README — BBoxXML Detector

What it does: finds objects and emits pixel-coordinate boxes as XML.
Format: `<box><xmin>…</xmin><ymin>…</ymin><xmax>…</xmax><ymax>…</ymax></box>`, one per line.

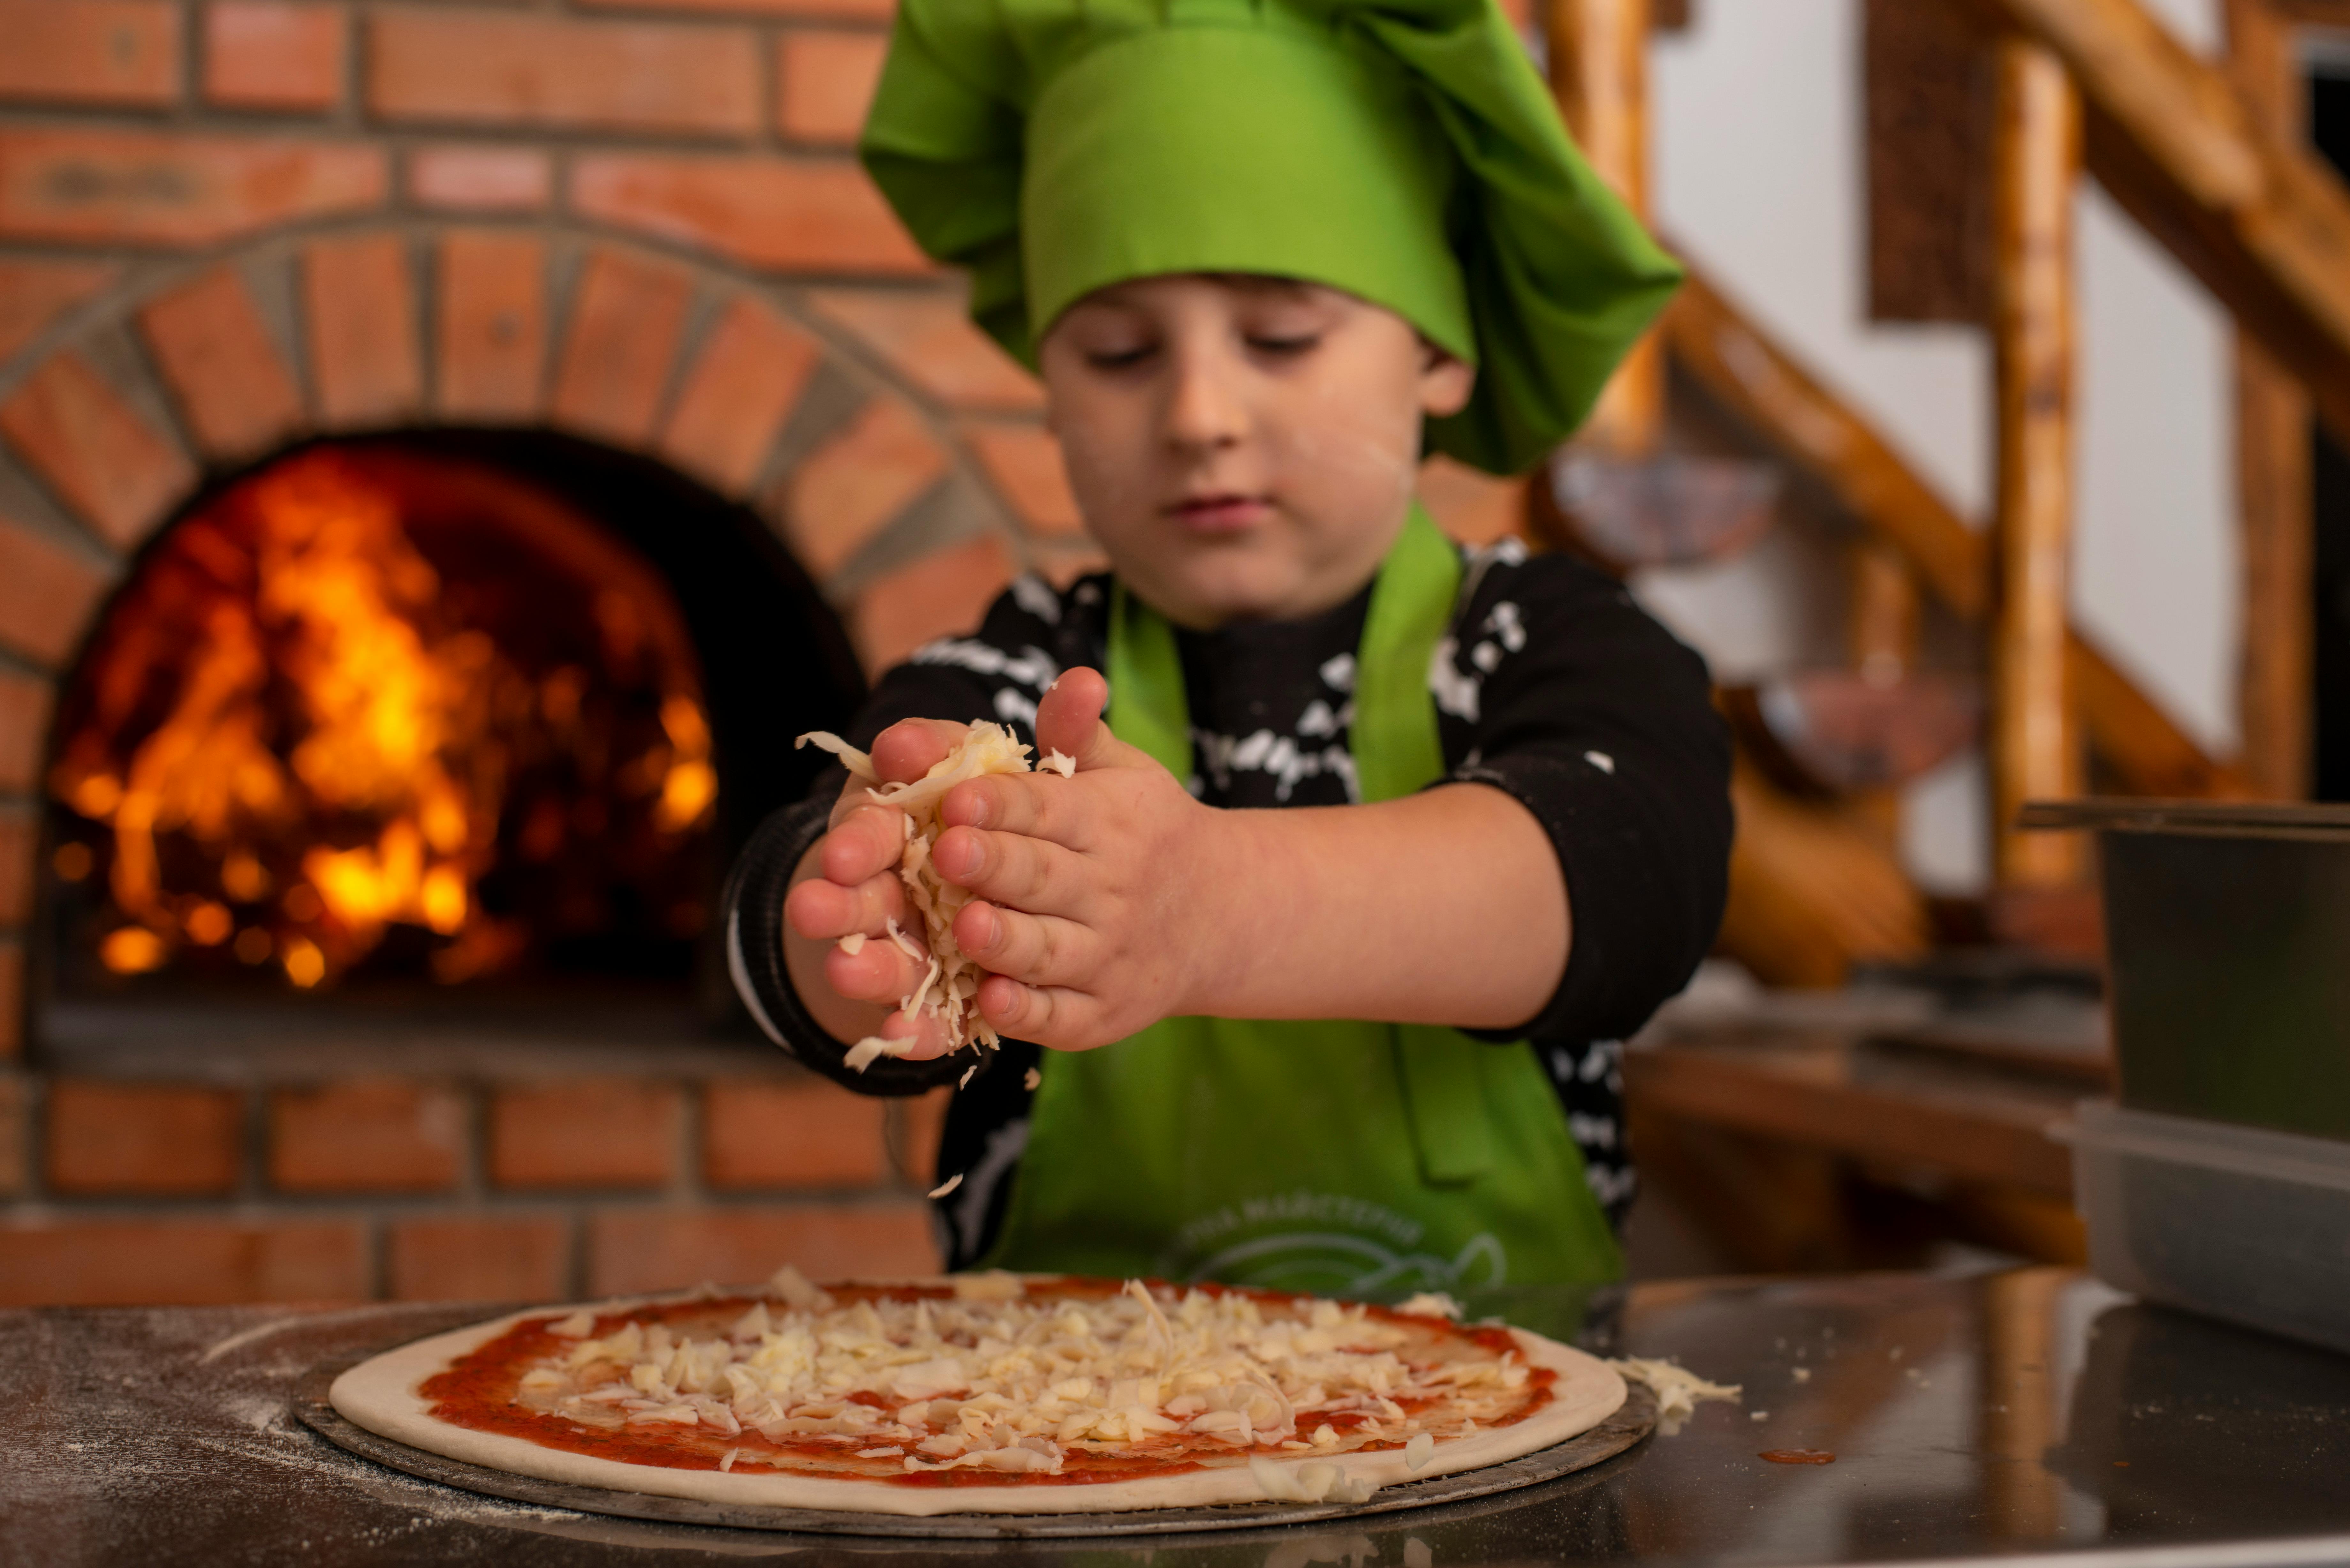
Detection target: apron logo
<box><xmin>1159</xmin><ymin>1189</ymin><xmax>1506</xmax><ymax>1296</ymax></box>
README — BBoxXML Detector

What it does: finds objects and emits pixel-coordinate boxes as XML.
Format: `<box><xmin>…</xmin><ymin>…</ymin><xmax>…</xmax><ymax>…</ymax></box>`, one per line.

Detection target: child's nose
<box><xmin>1160</xmin><ymin>351</ymin><xmax>1248</xmax><ymax>454</ymax></box>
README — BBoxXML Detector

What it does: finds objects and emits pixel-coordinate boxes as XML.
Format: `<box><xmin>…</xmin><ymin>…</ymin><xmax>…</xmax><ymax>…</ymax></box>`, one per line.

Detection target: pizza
<box><xmin>329</xmin><ymin>1268</ymin><xmax>1627</xmax><ymax>1517</ymax></box>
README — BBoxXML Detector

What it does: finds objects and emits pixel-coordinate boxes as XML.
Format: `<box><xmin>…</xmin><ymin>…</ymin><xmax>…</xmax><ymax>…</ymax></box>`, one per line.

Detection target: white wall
<box><xmin>1640</xmin><ymin>0</ymin><xmax>2237</xmax><ymax>893</ymax></box>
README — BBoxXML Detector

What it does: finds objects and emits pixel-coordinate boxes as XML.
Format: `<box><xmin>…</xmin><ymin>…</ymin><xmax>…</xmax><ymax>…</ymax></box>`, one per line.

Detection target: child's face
<box><xmin>1037</xmin><ymin>275</ymin><xmax>1474</xmax><ymax>628</ymax></box>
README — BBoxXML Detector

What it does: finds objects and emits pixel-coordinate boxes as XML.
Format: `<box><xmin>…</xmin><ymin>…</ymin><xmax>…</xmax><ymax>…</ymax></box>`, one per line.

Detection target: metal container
<box><xmin>2022</xmin><ymin>799</ymin><xmax>2350</xmax><ymax>1142</ymax></box>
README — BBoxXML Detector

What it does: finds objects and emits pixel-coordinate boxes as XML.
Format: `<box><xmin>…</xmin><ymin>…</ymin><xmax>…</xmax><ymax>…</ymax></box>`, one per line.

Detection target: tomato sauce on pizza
<box><xmin>416</xmin><ymin>1275</ymin><xmax>1556</xmax><ymax>1487</ymax></box>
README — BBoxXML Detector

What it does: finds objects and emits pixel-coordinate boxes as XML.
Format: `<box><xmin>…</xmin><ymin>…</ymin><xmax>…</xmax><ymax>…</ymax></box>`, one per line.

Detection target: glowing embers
<box><xmin>48</xmin><ymin>445</ymin><xmax>717</xmax><ymax>991</ymax></box>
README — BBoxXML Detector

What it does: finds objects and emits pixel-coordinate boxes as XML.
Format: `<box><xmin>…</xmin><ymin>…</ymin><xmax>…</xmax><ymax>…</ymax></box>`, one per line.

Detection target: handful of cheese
<box><xmin>798</xmin><ymin>722</ymin><xmax>1073</xmax><ymax>1069</ymax></box>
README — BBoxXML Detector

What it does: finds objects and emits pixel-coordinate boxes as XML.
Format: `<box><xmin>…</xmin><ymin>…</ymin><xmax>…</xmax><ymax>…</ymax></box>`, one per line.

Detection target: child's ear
<box><xmin>1418</xmin><ymin>343</ymin><xmax>1476</xmax><ymax>419</ymax></box>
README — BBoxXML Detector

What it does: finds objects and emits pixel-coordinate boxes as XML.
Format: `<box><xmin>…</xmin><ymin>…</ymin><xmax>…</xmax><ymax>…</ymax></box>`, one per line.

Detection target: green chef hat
<box><xmin>859</xmin><ymin>0</ymin><xmax>1684</xmax><ymax>476</ymax></box>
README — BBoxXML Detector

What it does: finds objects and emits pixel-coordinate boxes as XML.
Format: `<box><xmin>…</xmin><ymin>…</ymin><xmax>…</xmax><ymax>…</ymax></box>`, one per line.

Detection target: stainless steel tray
<box><xmin>293</xmin><ymin>1352</ymin><xmax>1656</xmax><ymax>1539</ymax></box>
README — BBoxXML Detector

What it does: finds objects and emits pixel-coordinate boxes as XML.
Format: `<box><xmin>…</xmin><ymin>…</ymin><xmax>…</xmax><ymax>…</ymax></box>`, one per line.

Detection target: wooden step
<box><xmin>1717</xmin><ymin>758</ymin><xmax>1931</xmax><ymax>987</ymax></box>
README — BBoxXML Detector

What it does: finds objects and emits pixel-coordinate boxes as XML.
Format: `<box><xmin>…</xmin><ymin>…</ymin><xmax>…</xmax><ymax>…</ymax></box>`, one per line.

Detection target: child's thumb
<box><xmin>1035</xmin><ymin>667</ymin><xmax>1154</xmax><ymax>773</ymax></box>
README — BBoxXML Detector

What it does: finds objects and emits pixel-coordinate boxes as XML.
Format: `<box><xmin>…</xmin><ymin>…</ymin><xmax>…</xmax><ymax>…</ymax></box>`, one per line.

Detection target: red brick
<box><xmin>850</xmin><ymin>531</ymin><xmax>1015</xmax><ymax>677</ymax></box>
<box><xmin>703</xmin><ymin>1080</ymin><xmax>886</xmax><ymax>1190</ymax></box>
<box><xmin>302</xmin><ymin>233</ymin><xmax>421</xmax><ymax>429</ymax></box>
<box><xmin>588</xmin><ymin>1203</ymin><xmax>936</xmax><ymax>1296</ymax></box>
<box><xmin>435</xmin><ymin>231</ymin><xmax>546</xmax><ymax>421</ymax></box>
<box><xmin>966</xmin><ymin>424</ymin><xmax>1083</xmax><ymax>537</ymax></box>
<box><xmin>137</xmin><ymin>267</ymin><xmax>306</xmax><ymax>463</ymax></box>
<box><xmin>888</xmin><ymin>1085</ymin><xmax>950</xmax><ymax>1187</ymax></box>
<box><xmin>657</xmin><ymin>296</ymin><xmax>821</xmax><ymax>496</ymax></box>
<box><xmin>269</xmin><ymin>1080</ymin><xmax>463</xmax><ymax>1193</ymax></box>
<box><xmin>777</xmin><ymin>31</ymin><xmax>888</xmax><ymax>145</ymax></box>
<box><xmin>0</xmin><ymin>667</ymin><xmax>52</xmax><ymax>795</ymax></box>
<box><xmin>550</xmin><ymin>248</ymin><xmax>696</xmax><ymax>448</ymax></box>
<box><xmin>489</xmin><ymin>1079</ymin><xmax>677</xmax><ymax>1190</ymax></box>
<box><xmin>0</xmin><ymin>1072</ymin><xmax>23</xmax><ymax>1188</ymax></box>
<box><xmin>811</xmin><ymin>290</ymin><xmax>1040</xmax><ymax>412</ymax></box>
<box><xmin>0</xmin><ymin>1217</ymin><xmax>368</xmax><ymax>1305</ymax></box>
<box><xmin>0</xmin><ymin>510</ymin><xmax>113</xmax><ymax>668</ymax></box>
<box><xmin>46</xmin><ymin>1081</ymin><xmax>245</xmax><ymax>1196</ymax></box>
<box><xmin>578</xmin><ymin>0</ymin><xmax>892</xmax><ymax>16</ymax></box>
<box><xmin>0</xmin><ymin>127</ymin><xmax>384</xmax><ymax>246</ymax></box>
<box><xmin>572</xmin><ymin>154</ymin><xmax>926</xmax><ymax>275</ymax></box>
<box><xmin>0</xmin><ymin>260</ymin><xmax>121</xmax><ymax>366</ymax></box>
<box><xmin>202</xmin><ymin>1</ymin><xmax>344</xmax><ymax>112</ymax></box>
<box><xmin>368</xmin><ymin>9</ymin><xmax>758</xmax><ymax>137</ymax></box>
<box><xmin>1420</xmin><ymin>455</ymin><xmax>1527</xmax><ymax>548</ymax></box>
<box><xmin>779</xmin><ymin>395</ymin><xmax>949</xmax><ymax>580</ymax></box>
<box><xmin>389</xmin><ymin>1215</ymin><xmax>570</xmax><ymax>1301</ymax></box>
<box><xmin>0</xmin><ymin>943</ymin><xmax>21</xmax><ymax>1061</ymax></box>
<box><xmin>0</xmin><ymin>0</ymin><xmax>180</xmax><ymax>108</ymax></box>
<box><xmin>406</xmin><ymin>145</ymin><xmax>550</xmax><ymax>213</ymax></box>
<box><xmin>0</xmin><ymin>351</ymin><xmax>194</xmax><ymax>549</ymax></box>
<box><xmin>0</xmin><ymin>807</ymin><xmax>27</xmax><ymax>926</ymax></box>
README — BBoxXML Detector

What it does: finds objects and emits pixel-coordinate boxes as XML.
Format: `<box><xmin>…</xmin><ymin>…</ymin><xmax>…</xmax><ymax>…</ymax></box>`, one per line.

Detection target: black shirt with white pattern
<box><xmin>723</xmin><ymin>540</ymin><xmax>1732</xmax><ymax>1267</ymax></box>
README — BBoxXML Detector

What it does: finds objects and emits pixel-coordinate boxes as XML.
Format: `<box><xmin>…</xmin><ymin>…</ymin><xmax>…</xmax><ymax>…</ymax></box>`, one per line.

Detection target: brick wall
<box><xmin>0</xmin><ymin>0</ymin><xmax>1528</xmax><ymax>1304</ymax></box>
<box><xmin>0</xmin><ymin>1064</ymin><xmax>951</xmax><ymax>1305</ymax></box>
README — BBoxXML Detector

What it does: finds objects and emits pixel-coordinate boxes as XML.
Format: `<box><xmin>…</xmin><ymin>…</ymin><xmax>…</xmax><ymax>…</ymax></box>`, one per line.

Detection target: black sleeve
<box><xmin>720</xmin><ymin>577</ymin><xmax>1088</xmax><ymax>1095</ymax></box>
<box><xmin>1437</xmin><ymin>548</ymin><xmax>1733</xmax><ymax>1045</ymax></box>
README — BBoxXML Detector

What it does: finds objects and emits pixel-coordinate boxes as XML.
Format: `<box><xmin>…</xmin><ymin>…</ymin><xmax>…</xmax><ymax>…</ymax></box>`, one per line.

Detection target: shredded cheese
<box><xmin>514</xmin><ymin>1276</ymin><xmax>1536</xmax><ymax>1486</ymax></box>
<box><xmin>1606</xmin><ymin>1356</ymin><xmax>1742</xmax><ymax>1435</ymax></box>
<box><xmin>798</xmin><ymin>723</ymin><xmax>1068</xmax><ymax>1064</ymax></box>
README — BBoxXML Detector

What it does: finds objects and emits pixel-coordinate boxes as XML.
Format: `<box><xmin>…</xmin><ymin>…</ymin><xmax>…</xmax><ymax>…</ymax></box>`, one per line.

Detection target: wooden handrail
<box><xmin>1550</xmin><ymin>0</ymin><xmax>1667</xmax><ymax>456</ymax></box>
<box><xmin>1664</xmin><ymin>266</ymin><xmax>2258</xmax><ymax>801</ymax></box>
<box><xmin>1989</xmin><ymin>39</ymin><xmax>2088</xmax><ymax>884</ymax></box>
<box><xmin>2226</xmin><ymin>0</ymin><xmax>2316</xmax><ymax>800</ymax></box>
<box><xmin>1968</xmin><ymin>0</ymin><xmax>2350</xmax><ymax>454</ymax></box>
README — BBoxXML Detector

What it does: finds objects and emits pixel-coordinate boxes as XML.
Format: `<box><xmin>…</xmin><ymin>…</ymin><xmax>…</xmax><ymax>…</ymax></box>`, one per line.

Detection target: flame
<box><xmin>50</xmin><ymin>448</ymin><xmax>716</xmax><ymax>987</ymax></box>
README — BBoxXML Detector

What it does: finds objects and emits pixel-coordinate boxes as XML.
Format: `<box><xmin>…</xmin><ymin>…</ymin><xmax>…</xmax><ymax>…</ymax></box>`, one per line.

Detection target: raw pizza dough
<box><xmin>330</xmin><ymin>1274</ymin><xmax>1626</xmax><ymax>1517</ymax></box>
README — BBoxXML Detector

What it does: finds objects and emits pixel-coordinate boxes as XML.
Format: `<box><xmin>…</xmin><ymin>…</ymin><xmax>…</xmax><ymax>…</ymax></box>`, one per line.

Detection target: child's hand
<box><xmin>932</xmin><ymin>667</ymin><xmax>1226</xmax><ymax>1051</ymax></box>
<box><xmin>782</xmin><ymin>718</ymin><xmax>968</xmax><ymax>1056</ymax></box>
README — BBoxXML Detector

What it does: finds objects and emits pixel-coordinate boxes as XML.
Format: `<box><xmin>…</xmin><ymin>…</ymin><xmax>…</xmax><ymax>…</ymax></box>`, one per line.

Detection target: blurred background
<box><xmin>0</xmin><ymin>0</ymin><xmax>2343</xmax><ymax>1305</ymax></box>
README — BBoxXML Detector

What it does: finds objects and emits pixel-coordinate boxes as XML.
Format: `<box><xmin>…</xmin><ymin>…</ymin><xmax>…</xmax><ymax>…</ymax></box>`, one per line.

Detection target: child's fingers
<box><xmin>784</xmin><ymin>867</ymin><xmax>905</xmax><ymax>943</ymax></box>
<box><xmin>1033</xmin><ymin>668</ymin><xmax>1161</xmax><ymax>775</ymax></box>
<box><xmin>975</xmin><ymin>974</ymin><xmax>1103</xmax><ymax>1051</ymax></box>
<box><xmin>870</xmin><ymin>1006</ymin><xmax>959</xmax><ymax>1062</ymax></box>
<box><xmin>819</xmin><ymin>804</ymin><xmax>908</xmax><ymax>882</ymax></box>
<box><xmin>951</xmin><ymin>900</ymin><xmax>1096</xmax><ymax>989</ymax></box>
<box><xmin>870</xmin><ymin>718</ymin><xmax>970</xmax><ymax>784</ymax></box>
<box><xmin>1033</xmin><ymin>668</ymin><xmax>1107</xmax><ymax>764</ymax></box>
<box><xmin>940</xmin><ymin>771</ymin><xmax>1084</xmax><ymax>845</ymax></box>
<box><xmin>823</xmin><ymin>929</ymin><xmax>931</xmax><ymax>1008</ymax></box>
<box><xmin>930</xmin><ymin>823</ymin><xmax>1085</xmax><ymax>912</ymax></box>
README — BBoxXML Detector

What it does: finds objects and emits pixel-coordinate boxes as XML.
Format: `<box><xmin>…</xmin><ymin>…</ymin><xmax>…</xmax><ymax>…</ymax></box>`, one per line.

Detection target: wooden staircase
<box><xmin>1539</xmin><ymin>0</ymin><xmax>2334</xmax><ymax>986</ymax></box>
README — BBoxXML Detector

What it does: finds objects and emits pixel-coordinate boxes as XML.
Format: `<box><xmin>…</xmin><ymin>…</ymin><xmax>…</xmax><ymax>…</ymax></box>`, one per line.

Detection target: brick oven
<box><xmin>0</xmin><ymin>0</ymin><xmax>1523</xmax><ymax>1306</ymax></box>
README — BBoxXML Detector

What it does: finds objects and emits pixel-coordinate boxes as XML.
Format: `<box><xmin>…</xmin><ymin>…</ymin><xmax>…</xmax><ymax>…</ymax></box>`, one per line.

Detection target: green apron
<box><xmin>976</xmin><ymin>509</ymin><xmax>1622</xmax><ymax>1295</ymax></box>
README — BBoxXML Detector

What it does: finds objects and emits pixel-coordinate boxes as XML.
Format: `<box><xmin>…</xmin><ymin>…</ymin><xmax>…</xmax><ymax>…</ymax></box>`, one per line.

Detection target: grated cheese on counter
<box><xmin>799</xmin><ymin>723</ymin><xmax>1073</xmax><ymax>1065</ymax></box>
<box><xmin>516</xmin><ymin>1267</ymin><xmax>1538</xmax><ymax>1488</ymax></box>
<box><xmin>1606</xmin><ymin>1355</ymin><xmax>1741</xmax><ymax>1435</ymax></box>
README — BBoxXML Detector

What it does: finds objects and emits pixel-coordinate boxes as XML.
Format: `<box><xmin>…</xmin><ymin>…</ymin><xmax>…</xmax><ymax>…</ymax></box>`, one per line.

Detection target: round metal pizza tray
<box><xmin>292</xmin><ymin>1353</ymin><xmax>1656</xmax><ymax>1539</ymax></box>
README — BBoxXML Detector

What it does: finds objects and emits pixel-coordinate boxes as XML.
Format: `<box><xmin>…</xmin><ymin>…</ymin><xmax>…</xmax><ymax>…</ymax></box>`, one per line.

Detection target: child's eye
<box><xmin>1084</xmin><ymin>344</ymin><xmax>1156</xmax><ymax>370</ymax></box>
<box><xmin>1247</xmin><ymin>334</ymin><xmax>1320</xmax><ymax>357</ymax></box>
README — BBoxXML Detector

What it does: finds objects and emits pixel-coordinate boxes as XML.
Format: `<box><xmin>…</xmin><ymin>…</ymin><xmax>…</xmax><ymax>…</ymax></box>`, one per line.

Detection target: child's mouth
<box><xmin>1166</xmin><ymin>493</ymin><xmax>1272</xmax><ymax>534</ymax></box>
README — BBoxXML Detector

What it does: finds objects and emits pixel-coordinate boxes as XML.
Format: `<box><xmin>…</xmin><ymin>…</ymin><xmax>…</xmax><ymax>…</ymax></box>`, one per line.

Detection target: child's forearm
<box><xmin>1181</xmin><ymin>784</ymin><xmax>1570</xmax><ymax>1031</ymax></box>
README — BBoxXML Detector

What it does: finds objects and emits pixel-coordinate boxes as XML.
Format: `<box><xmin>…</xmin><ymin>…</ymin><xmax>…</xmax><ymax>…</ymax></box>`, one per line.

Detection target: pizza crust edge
<box><xmin>328</xmin><ymin>1281</ymin><xmax>1628</xmax><ymax>1518</ymax></box>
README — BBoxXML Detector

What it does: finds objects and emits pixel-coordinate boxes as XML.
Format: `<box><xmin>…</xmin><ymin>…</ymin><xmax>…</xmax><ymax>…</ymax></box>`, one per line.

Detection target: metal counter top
<box><xmin>7</xmin><ymin>1269</ymin><xmax>2349</xmax><ymax>1567</ymax></box>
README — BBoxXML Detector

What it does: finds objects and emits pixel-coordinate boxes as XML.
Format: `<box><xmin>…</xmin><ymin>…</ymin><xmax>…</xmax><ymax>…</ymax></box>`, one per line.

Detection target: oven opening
<box><xmin>37</xmin><ymin>432</ymin><xmax>861</xmax><ymax>1067</ymax></box>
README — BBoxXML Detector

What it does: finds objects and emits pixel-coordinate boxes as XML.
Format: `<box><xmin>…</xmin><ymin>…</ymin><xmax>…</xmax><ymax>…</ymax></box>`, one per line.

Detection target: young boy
<box><xmin>726</xmin><ymin>0</ymin><xmax>1731</xmax><ymax>1295</ymax></box>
